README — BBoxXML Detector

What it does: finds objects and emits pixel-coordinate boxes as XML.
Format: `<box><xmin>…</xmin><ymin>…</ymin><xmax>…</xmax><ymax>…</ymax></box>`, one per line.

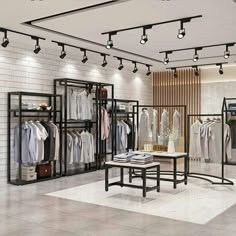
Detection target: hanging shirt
<box><xmin>160</xmin><ymin>109</ymin><xmax>169</xmax><ymax>145</ymax></box>
<box><xmin>101</xmin><ymin>107</ymin><xmax>110</xmax><ymax>140</ymax></box>
<box><xmin>70</xmin><ymin>90</ymin><xmax>77</xmax><ymax>120</ymax></box>
<box><xmin>208</xmin><ymin>121</ymin><xmax>232</xmax><ymax>163</ymax></box>
<box><xmin>139</xmin><ymin>110</ymin><xmax>150</xmax><ymax>144</ymax></box>
<box><xmin>48</xmin><ymin>122</ymin><xmax>60</xmax><ymax>161</ymax></box>
<box><xmin>77</xmin><ymin>90</ymin><xmax>93</xmax><ymax>120</ymax></box>
<box><xmin>67</xmin><ymin>133</ymin><xmax>74</xmax><ymax>164</ymax></box>
<box><xmin>189</xmin><ymin>120</ymin><xmax>202</xmax><ymax>158</ymax></box>
<box><xmin>14</xmin><ymin>122</ymin><xmax>36</xmax><ymax>164</ymax></box>
<box><xmin>120</xmin><ymin>121</ymin><xmax>131</xmax><ymax>150</ymax></box>
<box><xmin>173</xmin><ymin>110</ymin><xmax>181</xmax><ymax>144</ymax></box>
<box><xmin>34</xmin><ymin>121</ymin><xmax>48</xmax><ymax>162</ymax></box>
<box><xmin>152</xmin><ymin>109</ymin><xmax>158</xmax><ymax>142</ymax></box>
<box><xmin>80</xmin><ymin>131</ymin><xmax>94</xmax><ymax>163</ymax></box>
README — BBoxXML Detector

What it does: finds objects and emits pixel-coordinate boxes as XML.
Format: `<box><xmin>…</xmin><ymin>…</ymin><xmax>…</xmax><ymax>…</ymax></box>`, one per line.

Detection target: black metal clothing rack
<box><xmin>54</xmin><ymin>78</ymin><xmax>114</xmax><ymax>175</ymax></box>
<box><xmin>98</xmin><ymin>98</ymin><xmax>139</xmax><ymax>166</ymax></box>
<box><xmin>7</xmin><ymin>91</ymin><xmax>62</xmax><ymax>185</ymax></box>
<box><xmin>133</xmin><ymin>104</ymin><xmax>187</xmax><ymax>151</ymax></box>
<box><xmin>187</xmin><ymin>113</ymin><xmax>233</xmax><ymax>185</ymax></box>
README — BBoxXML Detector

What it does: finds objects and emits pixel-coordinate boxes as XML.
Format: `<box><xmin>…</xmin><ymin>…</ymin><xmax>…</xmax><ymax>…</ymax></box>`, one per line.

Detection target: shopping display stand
<box><xmin>7</xmin><ymin>92</ymin><xmax>62</xmax><ymax>185</ymax></box>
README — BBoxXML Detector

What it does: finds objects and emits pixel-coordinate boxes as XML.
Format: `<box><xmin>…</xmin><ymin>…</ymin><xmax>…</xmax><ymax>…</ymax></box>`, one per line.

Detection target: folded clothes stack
<box><xmin>113</xmin><ymin>153</ymin><xmax>136</xmax><ymax>163</ymax></box>
<box><xmin>130</xmin><ymin>154</ymin><xmax>153</xmax><ymax>164</ymax></box>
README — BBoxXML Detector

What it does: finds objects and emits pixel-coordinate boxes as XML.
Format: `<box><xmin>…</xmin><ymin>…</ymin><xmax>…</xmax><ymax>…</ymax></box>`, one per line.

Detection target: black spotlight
<box><xmin>133</xmin><ymin>62</ymin><xmax>138</xmax><ymax>73</ymax></box>
<box><xmin>193</xmin><ymin>48</ymin><xmax>199</xmax><ymax>62</ymax></box>
<box><xmin>1</xmin><ymin>31</ymin><xmax>9</xmax><ymax>48</ymax></box>
<box><xmin>193</xmin><ymin>66</ymin><xmax>199</xmax><ymax>76</ymax></box>
<box><xmin>140</xmin><ymin>27</ymin><xmax>148</xmax><ymax>45</ymax></box>
<box><xmin>59</xmin><ymin>45</ymin><xmax>66</xmax><ymax>59</ymax></box>
<box><xmin>33</xmin><ymin>38</ymin><xmax>41</xmax><ymax>54</ymax></box>
<box><xmin>146</xmin><ymin>65</ymin><xmax>151</xmax><ymax>76</ymax></box>
<box><xmin>172</xmin><ymin>68</ymin><xmax>178</xmax><ymax>78</ymax></box>
<box><xmin>219</xmin><ymin>64</ymin><xmax>224</xmax><ymax>75</ymax></box>
<box><xmin>106</xmin><ymin>33</ymin><xmax>113</xmax><ymax>49</ymax></box>
<box><xmin>224</xmin><ymin>45</ymin><xmax>230</xmax><ymax>59</ymax></box>
<box><xmin>163</xmin><ymin>52</ymin><xmax>170</xmax><ymax>65</ymax></box>
<box><xmin>118</xmin><ymin>58</ymin><xmax>124</xmax><ymax>70</ymax></box>
<box><xmin>177</xmin><ymin>20</ymin><xmax>186</xmax><ymax>39</ymax></box>
<box><xmin>81</xmin><ymin>50</ymin><xmax>88</xmax><ymax>63</ymax></box>
<box><xmin>101</xmin><ymin>54</ymin><xmax>108</xmax><ymax>67</ymax></box>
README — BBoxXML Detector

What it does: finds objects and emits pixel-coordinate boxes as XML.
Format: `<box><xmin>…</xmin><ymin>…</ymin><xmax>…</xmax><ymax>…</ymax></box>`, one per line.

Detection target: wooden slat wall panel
<box><xmin>153</xmin><ymin>68</ymin><xmax>201</xmax><ymax>135</ymax></box>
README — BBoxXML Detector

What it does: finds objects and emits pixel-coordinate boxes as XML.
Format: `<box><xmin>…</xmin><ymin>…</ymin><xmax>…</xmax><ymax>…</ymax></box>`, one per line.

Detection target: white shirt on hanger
<box><xmin>152</xmin><ymin>109</ymin><xmax>158</xmax><ymax>142</ymax></box>
<box><xmin>189</xmin><ymin>120</ymin><xmax>202</xmax><ymax>158</ymax></box>
<box><xmin>139</xmin><ymin>109</ymin><xmax>150</xmax><ymax>144</ymax></box>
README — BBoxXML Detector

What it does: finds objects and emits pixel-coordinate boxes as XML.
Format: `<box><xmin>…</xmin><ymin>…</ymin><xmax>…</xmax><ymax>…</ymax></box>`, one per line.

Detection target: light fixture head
<box><xmin>82</xmin><ymin>55</ymin><xmax>88</xmax><ymax>63</ymax></box>
<box><xmin>217</xmin><ymin>64</ymin><xmax>224</xmax><ymax>75</ymax></box>
<box><xmin>118</xmin><ymin>63</ymin><xmax>124</xmax><ymax>70</ymax></box>
<box><xmin>224</xmin><ymin>50</ymin><xmax>230</xmax><ymax>59</ymax></box>
<box><xmin>60</xmin><ymin>50</ymin><xmax>66</xmax><ymax>59</ymax></box>
<box><xmin>163</xmin><ymin>57</ymin><xmax>169</xmax><ymax>65</ymax></box>
<box><xmin>133</xmin><ymin>62</ymin><xmax>138</xmax><ymax>73</ymax></box>
<box><xmin>193</xmin><ymin>67</ymin><xmax>199</xmax><ymax>76</ymax></box>
<box><xmin>171</xmin><ymin>68</ymin><xmax>178</xmax><ymax>78</ymax></box>
<box><xmin>106</xmin><ymin>40</ymin><xmax>113</xmax><ymax>49</ymax></box>
<box><xmin>33</xmin><ymin>45</ymin><xmax>41</xmax><ymax>54</ymax></box>
<box><xmin>140</xmin><ymin>34</ymin><xmax>148</xmax><ymax>45</ymax></box>
<box><xmin>101</xmin><ymin>54</ymin><xmax>108</xmax><ymax>67</ymax></box>
<box><xmin>193</xmin><ymin>54</ymin><xmax>199</xmax><ymax>62</ymax></box>
<box><xmin>177</xmin><ymin>28</ymin><xmax>186</xmax><ymax>39</ymax></box>
<box><xmin>1</xmin><ymin>37</ymin><xmax>9</xmax><ymax>48</ymax></box>
<box><xmin>146</xmin><ymin>65</ymin><xmax>151</xmax><ymax>76</ymax></box>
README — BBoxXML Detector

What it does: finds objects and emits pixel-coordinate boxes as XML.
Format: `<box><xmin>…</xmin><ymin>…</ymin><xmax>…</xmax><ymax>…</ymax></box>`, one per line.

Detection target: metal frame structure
<box><xmin>54</xmin><ymin>78</ymin><xmax>114</xmax><ymax>175</ymax></box>
<box><xmin>187</xmin><ymin>113</ymin><xmax>234</xmax><ymax>185</ymax></box>
<box><xmin>7</xmin><ymin>91</ymin><xmax>62</xmax><ymax>185</ymax></box>
<box><xmin>99</xmin><ymin>98</ymin><xmax>139</xmax><ymax>167</ymax></box>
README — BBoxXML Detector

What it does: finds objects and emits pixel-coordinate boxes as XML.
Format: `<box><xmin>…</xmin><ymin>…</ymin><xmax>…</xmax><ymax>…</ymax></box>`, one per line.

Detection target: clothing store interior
<box><xmin>1</xmin><ymin>0</ymin><xmax>236</xmax><ymax>235</ymax></box>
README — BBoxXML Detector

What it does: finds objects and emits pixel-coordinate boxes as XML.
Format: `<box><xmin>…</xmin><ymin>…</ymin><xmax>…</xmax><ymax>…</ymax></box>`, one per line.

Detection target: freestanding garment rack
<box><xmin>54</xmin><ymin>78</ymin><xmax>114</xmax><ymax>175</ymax></box>
<box><xmin>187</xmin><ymin>112</ymin><xmax>233</xmax><ymax>185</ymax></box>
<box><xmin>7</xmin><ymin>91</ymin><xmax>62</xmax><ymax>185</ymax></box>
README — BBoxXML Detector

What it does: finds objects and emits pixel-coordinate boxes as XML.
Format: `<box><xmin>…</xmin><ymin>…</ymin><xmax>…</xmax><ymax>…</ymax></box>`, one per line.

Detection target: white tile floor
<box><xmin>47</xmin><ymin>176</ymin><xmax>236</xmax><ymax>224</ymax></box>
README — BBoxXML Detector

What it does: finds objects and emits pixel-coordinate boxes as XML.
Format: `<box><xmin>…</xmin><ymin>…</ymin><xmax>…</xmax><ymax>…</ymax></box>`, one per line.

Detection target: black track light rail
<box><xmin>51</xmin><ymin>40</ymin><xmax>110</xmax><ymax>56</ymax></box>
<box><xmin>166</xmin><ymin>62</ymin><xmax>228</xmax><ymax>70</ymax></box>
<box><xmin>160</xmin><ymin>42</ymin><xmax>236</xmax><ymax>54</ymax></box>
<box><xmin>0</xmin><ymin>27</ymin><xmax>45</xmax><ymax>41</ymax></box>
<box><xmin>113</xmin><ymin>56</ymin><xmax>152</xmax><ymax>67</ymax></box>
<box><xmin>102</xmin><ymin>15</ymin><xmax>202</xmax><ymax>35</ymax></box>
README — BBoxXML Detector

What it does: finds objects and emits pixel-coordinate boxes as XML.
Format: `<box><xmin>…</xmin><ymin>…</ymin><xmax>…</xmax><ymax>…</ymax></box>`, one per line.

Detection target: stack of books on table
<box><xmin>113</xmin><ymin>153</ymin><xmax>135</xmax><ymax>163</ymax></box>
<box><xmin>130</xmin><ymin>154</ymin><xmax>153</xmax><ymax>165</ymax></box>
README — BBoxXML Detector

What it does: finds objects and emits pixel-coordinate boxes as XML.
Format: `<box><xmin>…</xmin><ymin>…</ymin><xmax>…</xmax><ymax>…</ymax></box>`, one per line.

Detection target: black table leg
<box><xmin>129</xmin><ymin>168</ymin><xmax>132</xmax><ymax>183</ymax></box>
<box><xmin>184</xmin><ymin>156</ymin><xmax>188</xmax><ymax>185</ymax></box>
<box><xmin>105</xmin><ymin>166</ymin><xmax>109</xmax><ymax>191</ymax></box>
<box><xmin>142</xmin><ymin>169</ymin><xmax>146</xmax><ymax>197</ymax></box>
<box><xmin>120</xmin><ymin>167</ymin><xmax>124</xmax><ymax>187</ymax></box>
<box><xmin>157</xmin><ymin>165</ymin><xmax>160</xmax><ymax>192</ymax></box>
<box><xmin>173</xmin><ymin>158</ymin><xmax>177</xmax><ymax>189</ymax></box>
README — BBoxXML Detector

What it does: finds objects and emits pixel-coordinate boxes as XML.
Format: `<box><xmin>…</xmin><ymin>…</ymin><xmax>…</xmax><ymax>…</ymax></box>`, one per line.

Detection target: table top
<box><xmin>105</xmin><ymin>161</ymin><xmax>160</xmax><ymax>169</ymax></box>
<box><xmin>132</xmin><ymin>151</ymin><xmax>187</xmax><ymax>158</ymax></box>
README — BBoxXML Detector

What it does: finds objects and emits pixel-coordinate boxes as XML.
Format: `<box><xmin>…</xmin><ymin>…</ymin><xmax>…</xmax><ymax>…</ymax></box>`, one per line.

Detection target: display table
<box><xmin>105</xmin><ymin>161</ymin><xmax>160</xmax><ymax>197</ymax></box>
<box><xmin>132</xmin><ymin>151</ymin><xmax>188</xmax><ymax>189</ymax></box>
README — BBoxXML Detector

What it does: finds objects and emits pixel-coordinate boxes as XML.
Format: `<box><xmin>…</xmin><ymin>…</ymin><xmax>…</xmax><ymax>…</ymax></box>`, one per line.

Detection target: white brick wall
<box><xmin>0</xmin><ymin>41</ymin><xmax>152</xmax><ymax>181</ymax></box>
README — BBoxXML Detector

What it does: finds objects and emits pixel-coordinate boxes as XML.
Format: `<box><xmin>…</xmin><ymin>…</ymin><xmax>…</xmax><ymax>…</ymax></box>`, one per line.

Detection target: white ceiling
<box><xmin>0</xmin><ymin>0</ymin><xmax>236</xmax><ymax>70</ymax></box>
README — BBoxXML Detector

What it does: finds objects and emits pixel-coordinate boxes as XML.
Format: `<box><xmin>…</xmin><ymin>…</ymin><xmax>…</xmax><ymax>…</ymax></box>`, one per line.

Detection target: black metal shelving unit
<box><xmin>7</xmin><ymin>91</ymin><xmax>62</xmax><ymax>185</ymax></box>
<box><xmin>54</xmin><ymin>78</ymin><xmax>114</xmax><ymax>175</ymax></box>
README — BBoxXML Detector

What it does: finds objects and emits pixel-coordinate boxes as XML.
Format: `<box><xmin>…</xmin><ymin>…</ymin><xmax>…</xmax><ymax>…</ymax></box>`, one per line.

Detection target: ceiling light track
<box><xmin>114</xmin><ymin>56</ymin><xmax>152</xmax><ymax>75</ymax></box>
<box><xmin>160</xmin><ymin>42</ymin><xmax>236</xmax><ymax>63</ymax></box>
<box><xmin>102</xmin><ymin>15</ymin><xmax>202</xmax><ymax>48</ymax></box>
<box><xmin>0</xmin><ymin>27</ymin><xmax>45</xmax><ymax>51</ymax></box>
<box><xmin>167</xmin><ymin>62</ymin><xmax>228</xmax><ymax>77</ymax></box>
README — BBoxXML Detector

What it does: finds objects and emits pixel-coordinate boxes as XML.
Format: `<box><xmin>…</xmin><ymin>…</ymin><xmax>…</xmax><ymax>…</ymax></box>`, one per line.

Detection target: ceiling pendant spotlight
<box><xmin>177</xmin><ymin>20</ymin><xmax>186</xmax><ymax>39</ymax></box>
<box><xmin>172</xmin><ymin>68</ymin><xmax>178</xmax><ymax>78</ymax></box>
<box><xmin>224</xmin><ymin>44</ymin><xmax>231</xmax><ymax>59</ymax></box>
<box><xmin>133</xmin><ymin>62</ymin><xmax>138</xmax><ymax>73</ymax></box>
<box><xmin>193</xmin><ymin>47</ymin><xmax>202</xmax><ymax>62</ymax></box>
<box><xmin>217</xmin><ymin>63</ymin><xmax>224</xmax><ymax>75</ymax></box>
<box><xmin>1</xmin><ymin>30</ymin><xmax>9</xmax><ymax>48</ymax></box>
<box><xmin>118</xmin><ymin>58</ymin><xmax>124</xmax><ymax>70</ymax></box>
<box><xmin>140</xmin><ymin>26</ymin><xmax>150</xmax><ymax>45</ymax></box>
<box><xmin>146</xmin><ymin>65</ymin><xmax>151</xmax><ymax>76</ymax></box>
<box><xmin>163</xmin><ymin>51</ymin><xmax>172</xmax><ymax>65</ymax></box>
<box><xmin>59</xmin><ymin>44</ymin><xmax>66</xmax><ymax>59</ymax></box>
<box><xmin>101</xmin><ymin>54</ymin><xmax>108</xmax><ymax>67</ymax></box>
<box><xmin>81</xmin><ymin>49</ymin><xmax>88</xmax><ymax>63</ymax></box>
<box><xmin>32</xmin><ymin>37</ymin><xmax>41</xmax><ymax>54</ymax></box>
<box><xmin>193</xmin><ymin>66</ymin><xmax>199</xmax><ymax>76</ymax></box>
<box><xmin>106</xmin><ymin>32</ymin><xmax>116</xmax><ymax>49</ymax></box>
